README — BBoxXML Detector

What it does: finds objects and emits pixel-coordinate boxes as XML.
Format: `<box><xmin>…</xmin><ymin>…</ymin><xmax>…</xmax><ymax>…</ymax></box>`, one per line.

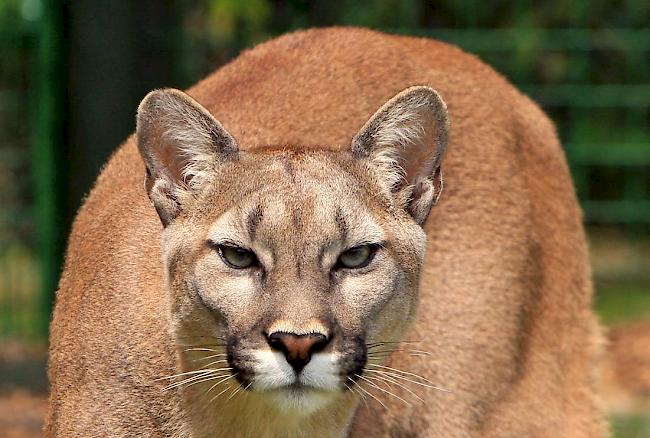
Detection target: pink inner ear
<box><xmin>137</xmin><ymin>88</ymin><xmax>240</xmax><ymax>190</ymax></box>
<box><xmin>156</xmin><ymin>138</ymin><xmax>187</xmax><ymax>183</ymax></box>
<box><xmin>140</xmin><ymin>117</ymin><xmax>188</xmax><ymax>185</ymax></box>
<box><xmin>351</xmin><ymin>86</ymin><xmax>449</xmax><ymax>192</ymax></box>
<box><xmin>394</xmin><ymin>106</ymin><xmax>445</xmax><ymax>187</ymax></box>
<box><xmin>401</xmin><ymin>129</ymin><xmax>437</xmax><ymax>183</ymax></box>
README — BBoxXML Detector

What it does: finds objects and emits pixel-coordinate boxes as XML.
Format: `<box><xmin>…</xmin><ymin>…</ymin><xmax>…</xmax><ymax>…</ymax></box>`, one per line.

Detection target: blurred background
<box><xmin>0</xmin><ymin>0</ymin><xmax>648</xmax><ymax>436</ymax></box>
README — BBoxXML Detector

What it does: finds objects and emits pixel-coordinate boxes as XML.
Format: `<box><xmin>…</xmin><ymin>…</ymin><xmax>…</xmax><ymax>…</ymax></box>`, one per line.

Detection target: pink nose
<box><xmin>266</xmin><ymin>332</ymin><xmax>330</xmax><ymax>373</ymax></box>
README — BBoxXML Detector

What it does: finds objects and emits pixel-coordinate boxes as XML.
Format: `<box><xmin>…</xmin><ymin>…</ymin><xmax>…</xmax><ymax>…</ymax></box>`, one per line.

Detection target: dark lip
<box><xmin>227</xmin><ymin>359</ymin><xmax>254</xmax><ymax>388</ymax></box>
<box><xmin>286</xmin><ymin>382</ymin><xmax>308</xmax><ymax>391</ymax></box>
<box><xmin>276</xmin><ymin>383</ymin><xmax>336</xmax><ymax>394</ymax></box>
<box><xmin>228</xmin><ymin>339</ymin><xmax>368</xmax><ymax>391</ymax></box>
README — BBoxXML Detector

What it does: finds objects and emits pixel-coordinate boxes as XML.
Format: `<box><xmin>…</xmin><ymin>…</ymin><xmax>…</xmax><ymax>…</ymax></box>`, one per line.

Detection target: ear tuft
<box><xmin>351</xmin><ymin>86</ymin><xmax>450</xmax><ymax>224</ymax></box>
<box><xmin>136</xmin><ymin>89</ymin><xmax>238</xmax><ymax>226</ymax></box>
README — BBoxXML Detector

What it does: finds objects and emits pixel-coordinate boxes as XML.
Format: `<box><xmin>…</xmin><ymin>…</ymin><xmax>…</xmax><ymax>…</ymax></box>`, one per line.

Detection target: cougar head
<box><xmin>136</xmin><ymin>86</ymin><xmax>449</xmax><ymax>413</ymax></box>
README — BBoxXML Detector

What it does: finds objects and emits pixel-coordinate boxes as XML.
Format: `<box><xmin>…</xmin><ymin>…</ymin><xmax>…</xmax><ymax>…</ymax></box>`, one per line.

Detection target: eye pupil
<box><xmin>219</xmin><ymin>245</ymin><xmax>256</xmax><ymax>269</ymax></box>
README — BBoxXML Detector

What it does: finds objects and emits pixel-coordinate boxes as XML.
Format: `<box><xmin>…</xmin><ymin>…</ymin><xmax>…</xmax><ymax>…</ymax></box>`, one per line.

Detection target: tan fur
<box><xmin>46</xmin><ymin>27</ymin><xmax>606</xmax><ymax>437</ymax></box>
<box><xmin>601</xmin><ymin>322</ymin><xmax>650</xmax><ymax>414</ymax></box>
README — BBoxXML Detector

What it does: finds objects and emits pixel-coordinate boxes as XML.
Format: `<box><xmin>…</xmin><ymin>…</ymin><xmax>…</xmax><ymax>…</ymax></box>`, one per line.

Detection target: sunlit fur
<box><xmin>158</xmin><ymin>146</ymin><xmax>430</xmax><ymax>435</ymax></box>
<box><xmin>47</xmin><ymin>28</ymin><xmax>605</xmax><ymax>437</ymax></box>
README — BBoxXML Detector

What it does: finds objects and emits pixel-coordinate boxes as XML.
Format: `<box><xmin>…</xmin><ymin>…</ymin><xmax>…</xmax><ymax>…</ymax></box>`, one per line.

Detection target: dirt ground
<box><xmin>0</xmin><ymin>391</ymin><xmax>47</xmax><ymax>438</ymax></box>
<box><xmin>0</xmin><ymin>341</ymin><xmax>47</xmax><ymax>438</ymax></box>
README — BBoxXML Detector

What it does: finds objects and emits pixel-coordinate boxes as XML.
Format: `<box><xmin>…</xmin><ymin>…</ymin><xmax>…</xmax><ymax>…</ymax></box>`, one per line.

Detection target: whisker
<box><xmin>367</xmin><ymin>363</ymin><xmax>433</xmax><ymax>382</ymax></box>
<box><xmin>368</xmin><ymin>352</ymin><xmax>430</xmax><ymax>358</ymax></box>
<box><xmin>199</xmin><ymin>359</ymin><xmax>229</xmax><ymax>369</ymax></box>
<box><xmin>192</xmin><ymin>353</ymin><xmax>228</xmax><ymax>362</ymax></box>
<box><xmin>205</xmin><ymin>374</ymin><xmax>237</xmax><ymax>395</ymax></box>
<box><xmin>163</xmin><ymin>369</ymin><xmax>233</xmax><ymax>390</ymax></box>
<box><xmin>208</xmin><ymin>375</ymin><xmax>239</xmax><ymax>404</ymax></box>
<box><xmin>366</xmin><ymin>340</ymin><xmax>423</xmax><ymax>348</ymax></box>
<box><xmin>367</xmin><ymin>349</ymin><xmax>430</xmax><ymax>355</ymax></box>
<box><xmin>178</xmin><ymin>343</ymin><xmax>228</xmax><ymax>349</ymax></box>
<box><xmin>154</xmin><ymin>369</ymin><xmax>218</xmax><ymax>382</ymax></box>
<box><xmin>164</xmin><ymin>373</ymin><xmax>231</xmax><ymax>391</ymax></box>
<box><xmin>365</xmin><ymin>368</ymin><xmax>451</xmax><ymax>393</ymax></box>
<box><xmin>209</xmin><ymin>386</ymin><xmax>233</xmax><ymax>404</ymax></box>
<box><xmin>163</xmin><ymin>373</ymin><xmax>216</xmax><ymax>391</ymax></box>
<box><xmin>242</xmin><ymin>382</ymin><xmax>253</xmax><ymax>400</ymax></box>
<box><xmin>226</xmin><ymin>384</ymin><xmax>243</xmax><ymax>401</ymax></box>
<box><xmin>367</xmin><ymin>348</ymin><xmax>432</xmax><ymax>356</ymax></box>
<box><xmin>184</xmin><ymin>347</ymin><xmax>221</xmax><ymax>353</ymax></box>
<box><xmin>349</xmin><ymin>377</ymin><xmax>388</xmax><ymax>410</ymax></box>
<box><xmin>363</xmin><ymin>372</ymin><xmax>426</xmax><ymax>404</ymax></box>
<box><xmin>355</xmin><ymin>374</ymin><xmax>412</xmax><ymax>407</ymax></box>
<box><xmin>345</xmin><ymin>382</ymin><xmax>369</xmax><ymax>409</ymax></box>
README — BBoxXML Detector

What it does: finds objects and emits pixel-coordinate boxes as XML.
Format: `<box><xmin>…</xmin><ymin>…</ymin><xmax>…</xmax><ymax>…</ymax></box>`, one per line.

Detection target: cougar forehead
<box><xmin>172</xmin><ymin>148</ymin><xmax>427</xmax><ymax>332</ymax></box>
<box><xmin>201</xmin><ymin>150</ymin><xmax>396</xmax><ymax>257</ymax></box>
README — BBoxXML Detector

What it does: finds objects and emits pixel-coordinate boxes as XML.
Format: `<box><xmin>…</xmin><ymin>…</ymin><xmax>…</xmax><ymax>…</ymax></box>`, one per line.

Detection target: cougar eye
<box><xmin>217</xmin><ymin>245</ymin><xmax>257</xmax><ymax>269</ymax></box>
<box><xmin>337</xmin><ymin>245</ymin><xmax>377</xmax><ymax>269</ymax></box>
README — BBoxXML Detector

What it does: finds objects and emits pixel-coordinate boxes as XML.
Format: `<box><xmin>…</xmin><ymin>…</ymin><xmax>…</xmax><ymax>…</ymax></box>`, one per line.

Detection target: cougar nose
<box><xmin>266</xmin><ymin>332</ymin><xmax>330</xmax><ymax>373</ymax></box>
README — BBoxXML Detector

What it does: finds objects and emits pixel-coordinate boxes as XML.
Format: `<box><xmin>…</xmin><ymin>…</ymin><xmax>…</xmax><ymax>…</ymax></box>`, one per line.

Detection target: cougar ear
<box><xmin>351</xmin><ymin>86</ymin><xmax>450</xmax><ymax>225</ymax></box>
<box><xmin>136</xmin><ymin>88</ymin><xmax>238</xmax><ymax>226</ymax></box>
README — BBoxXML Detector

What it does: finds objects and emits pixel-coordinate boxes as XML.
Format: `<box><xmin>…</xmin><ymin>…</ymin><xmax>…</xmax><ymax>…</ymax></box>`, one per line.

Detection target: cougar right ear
<box><xmin>351</xmin><ymin>86</ymin><xmax>450</xmax><ymax>225</ymax></box>
<box><xmin>136</xmin><ymin>89</ymin><xmax>238</xmax><ymax>226</ymax></box>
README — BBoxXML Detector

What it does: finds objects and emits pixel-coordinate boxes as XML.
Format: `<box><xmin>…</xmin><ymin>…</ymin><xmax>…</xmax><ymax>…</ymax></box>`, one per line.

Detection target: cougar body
<box><xmin>46</xmin><ymin>27</ymin><xmax>605</xmax><ymax>437</ymax></box>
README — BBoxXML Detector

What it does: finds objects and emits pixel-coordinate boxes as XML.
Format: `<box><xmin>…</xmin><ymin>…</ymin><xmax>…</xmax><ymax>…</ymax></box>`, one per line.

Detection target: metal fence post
<box><xmin>33</xmin><ymin>0</ymin><xmax>67</xmax><ymax>336</ymax></box>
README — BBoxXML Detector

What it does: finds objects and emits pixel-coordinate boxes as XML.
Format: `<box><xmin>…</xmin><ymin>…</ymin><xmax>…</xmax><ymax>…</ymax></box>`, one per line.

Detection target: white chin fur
<box><xmin>250</xmin><ymin>350</ymin><xmax>342</xmax><ymax>413</ymax></box>
<box><xmin>299</xmin><ymin>352</ymin><xmax>341</xmax><ymax>390</ymax></box>
<box><xmin>266</xmin><ymin>387</ymin><xmax>338</xmax><ymax>414</ymax></box>
<box><xmin>251</xmin><ymin>350</ymin><xmax>295</xmax><ymax>390</ymax></box>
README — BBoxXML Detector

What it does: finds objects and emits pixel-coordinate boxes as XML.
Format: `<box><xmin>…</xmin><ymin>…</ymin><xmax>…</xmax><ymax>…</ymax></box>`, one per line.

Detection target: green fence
<box><xmin>0</xmin><ymin>2</ymin><xmax>649</xmax><ymax>343</ymax></box>
<box><xmin>0</xmin><ymin>19</ymin><xmax>40</xmax><ymax>339</ymax></box>
<box><xmin>1</xmin><ymin>0</ymin><xmax>65</xmax><ymax>341</ymax></box>
<box><xmin>418</xmin><ymin>27</ymin><xmax>650</xmax><ymax>225</ymax></box>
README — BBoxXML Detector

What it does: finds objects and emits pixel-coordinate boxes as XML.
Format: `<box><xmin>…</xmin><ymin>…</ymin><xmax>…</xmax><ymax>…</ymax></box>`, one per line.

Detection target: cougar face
<box><xmin>137</xmin><ymin>86</ymin><xmax>449</xmax><ymax>413</ymax></box>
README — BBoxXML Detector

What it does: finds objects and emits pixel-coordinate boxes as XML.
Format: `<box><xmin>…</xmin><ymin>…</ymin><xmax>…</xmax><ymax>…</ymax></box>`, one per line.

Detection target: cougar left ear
<box><xmin>136</xmin><ymin>88</ymin><xmax>238</xmax><ymax>226</ymax></box>
<box><xmin>351</xmin><ymin>86</ymin><xmax>450</xmax><ymax>225</ymax></box>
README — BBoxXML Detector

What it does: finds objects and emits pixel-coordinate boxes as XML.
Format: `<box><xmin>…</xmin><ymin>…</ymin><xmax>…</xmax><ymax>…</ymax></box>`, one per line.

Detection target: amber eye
<box><xmin>218</xmin><ymin>245</ymin><xmax>257</xmax><ymax>269</ymax></box>
<box><xmin>337</xmin><ymin>245</ymin><xmax>376</xmax><ymax>269</ymax></box>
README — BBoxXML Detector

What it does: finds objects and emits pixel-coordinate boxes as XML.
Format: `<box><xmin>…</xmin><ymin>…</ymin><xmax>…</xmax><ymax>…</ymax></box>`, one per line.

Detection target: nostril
<box><xmin>308</xmin><ymin>333</ymin><xmax>330</xmax><ymax>355</ymax></box>
<box><xmin>265</xmin><ymin>331</ymin><xmax>331</xmax><ymax>373</ymax></box>
<box><xmin>267</xmin><ymin>332</ymin><xmax>289</xmax><ymax>354</ymax></box>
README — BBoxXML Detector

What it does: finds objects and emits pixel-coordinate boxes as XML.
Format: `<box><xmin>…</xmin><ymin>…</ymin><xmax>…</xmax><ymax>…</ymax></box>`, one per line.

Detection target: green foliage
<box><xmin>0</xmin><ymin>0</ymin><xmax>41</xmax><ymax>25</ymax></box>
<box><xmin>203</xmin><ymin>0</ymin><xmax>271</xmax><ymax>46</ymax></box>
<box><xmin>610</xmin><ymin>414</ymin><xmax>650</xmax><ymax>438</ymax></box>
<box><xmin>596</xmin><ymin>283</ymin><xmax>650</xmax><ymax>326</ymax></box>
<box><xmin>0</xmin><ymin>0</ymin><xmax>21</xmax><ymax>21</ymax></box>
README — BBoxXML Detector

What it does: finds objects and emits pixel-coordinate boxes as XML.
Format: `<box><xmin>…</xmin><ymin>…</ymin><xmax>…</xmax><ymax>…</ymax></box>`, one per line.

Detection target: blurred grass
<box><xmin>597</xmin><ymin>282</ymin><xmax>650</xmax><ymax>438</ymax></box>
<box><xmin>0</xmin><ymin>244</ymin><xmax>41</xmax><ymax>341</ymax></box>
<box><xmin>611</xmin><ymin>415</ymin><xmax>650</xmax><ymax>438</ymax></box>
<box><xmin>596</xmin><ymin>284</ymin><xmax>650</xmax><ymax>326</ymax></box>
<box><xmin>590</xmin><ymin>231</ymin><xmax>650</xmax><ymax>438</ymax></box>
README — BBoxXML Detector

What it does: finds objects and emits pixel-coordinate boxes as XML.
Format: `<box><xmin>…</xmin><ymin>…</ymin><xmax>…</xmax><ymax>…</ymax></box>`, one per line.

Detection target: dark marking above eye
<box><xmin>292</xmin><ymin>207</ymin><xmax>302</xmax><ymax>229</ymax></box>
<box><xmin>279</xmin><ymin>156</ymin><xmax>296</xmax><ymax>182</ymax></box>
<box><xmin>246</xmin><ymin>205</ymin><xmax>263</xmax><ymax>238</ymax></box>
<box><xmin>334</xmin><ymin>207</ymin><xmax>348</xmax><ymax>241</ymax></box>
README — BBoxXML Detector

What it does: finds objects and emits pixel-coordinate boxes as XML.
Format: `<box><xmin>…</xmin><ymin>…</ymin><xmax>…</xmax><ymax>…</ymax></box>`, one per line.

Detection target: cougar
<box><xmin>46</xmin><ymin>27</ymin><xmax>606</xmax><ymax>437</ymax></box>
